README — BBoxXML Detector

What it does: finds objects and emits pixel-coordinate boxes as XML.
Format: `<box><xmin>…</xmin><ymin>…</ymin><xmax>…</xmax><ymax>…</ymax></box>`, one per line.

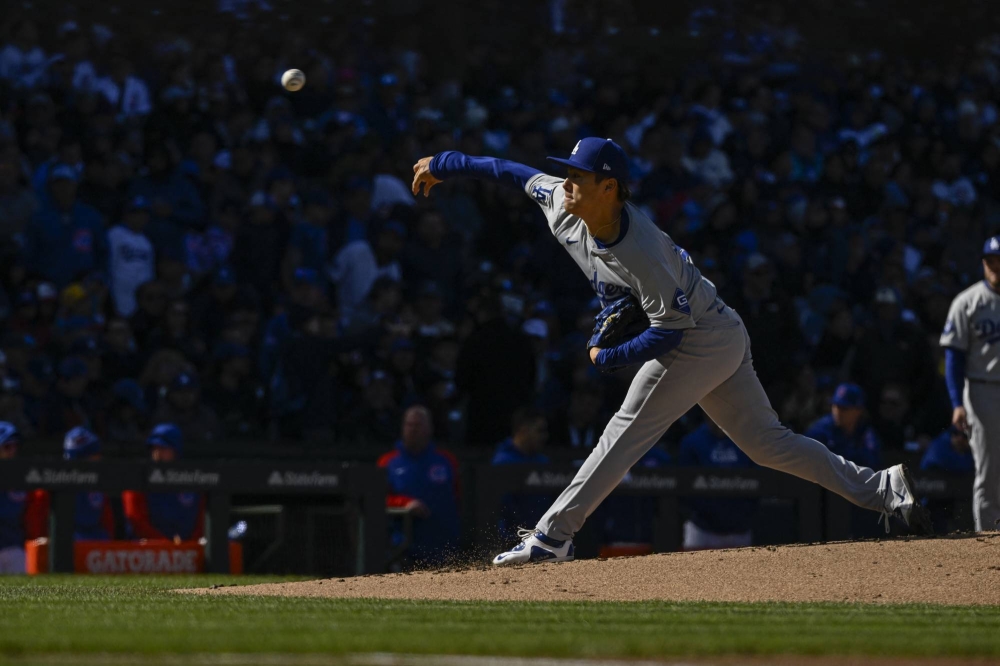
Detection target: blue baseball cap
<box><xmin>170</xmin><ymin>371</ymin><xmax>199</xmax><ymax>392</ymax></box>
<box><xmin>984</xmin><ymin>235</ymin><xmax>1000</xmax><ymax>257</ymax></box>
<box><xmin>49</xmin><ymin>163</ymin><xmax>79</xmax><ymax>183</ymax></box>
<box><xmin>547</xmin><ymin>137</ymin><xmax>629</xmax><ymax>183</ymax></box>
<box><xmin>293</xmin><ymin>267</ymin><xmax>321</xmax><ymax>286</ymax></box>
<box><xmin>126</xmin><ymin>195</ymin><xmax>151</xmax><ymax>212</ymax></box>
<box><xmin>112</xmin><ymin>378</ymin><xmax>147</xmax><ymax>413</ymax></box>
<box><xmin>147</xmin><ymin>423</ymin><xmax>183</xmax><ymax>453</ymax></box>
<box><xmin>63</xmin><ymin>426</ymin><xmax>100</xmax><ymax>460</ymax></box>
<box><xmin>832</xmin><ymin>383</ymin><xmax>866</xmax><ymax>409</ymax></box>
<box><xmin>0</xmin><ymin>422</ymin><xmax>20</xmax><ymax>447</ymax></box>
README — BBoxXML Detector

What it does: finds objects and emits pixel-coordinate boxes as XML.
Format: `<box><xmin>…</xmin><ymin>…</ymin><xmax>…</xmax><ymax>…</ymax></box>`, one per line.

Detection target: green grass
<box><xmin>0</xmin><ymin>576</ymin><xmax>998</xmax><ymax>663</ymax></box>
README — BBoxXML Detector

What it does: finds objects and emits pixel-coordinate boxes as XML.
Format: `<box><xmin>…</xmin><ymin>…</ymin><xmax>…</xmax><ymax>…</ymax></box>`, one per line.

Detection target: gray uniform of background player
<box><xmin>940</xmin><ymin>281</ymin><xmax>1000</xmax><ymax>531</ymax></box>
<box><xmin>524</xmin><ymin>173</ymin><xmax>890</xmax><ymax>541</ymax></box>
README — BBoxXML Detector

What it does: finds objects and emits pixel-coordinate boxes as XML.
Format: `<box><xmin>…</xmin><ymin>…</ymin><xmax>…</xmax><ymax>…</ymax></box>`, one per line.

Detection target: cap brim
<box><xmin>546</xmin><ymin>156</ymin><xmax>596</xmax><ymax>173</ymax></box>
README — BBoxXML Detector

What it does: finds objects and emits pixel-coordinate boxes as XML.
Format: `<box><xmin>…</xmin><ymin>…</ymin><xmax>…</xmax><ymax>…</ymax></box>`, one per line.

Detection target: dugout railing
<box><xmin>0</xmin><ymin>460</ymin><xmax>386</xmax><ymax>574</ymax></box>
<box><xmin>471</xmin><ymin>465</ymin><xmax>975</xmax><ymax>556</ymax></box>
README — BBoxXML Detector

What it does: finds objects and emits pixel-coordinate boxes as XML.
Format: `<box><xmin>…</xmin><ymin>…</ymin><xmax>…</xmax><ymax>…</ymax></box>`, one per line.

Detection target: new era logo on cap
<box><xmin>992</xmin><ymin>237</ymin><xmax>999</xmax><ymax>251</ymax></box>
<box><xmin>603</xmin><ymin>164</ymin><xmax>611</xmax><ymax>171</ymax></box>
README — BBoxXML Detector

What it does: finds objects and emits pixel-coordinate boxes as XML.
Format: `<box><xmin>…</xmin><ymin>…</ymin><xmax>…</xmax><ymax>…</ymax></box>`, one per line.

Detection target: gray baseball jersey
<box><xmin>518</xmin><ymin>172</ymin><xmax>894</xmax><ymax>543</ymax></box>
<box><xmin>940</xmin><ymin>280</ymin><xmax>1000</xmax><ymax>531</ymax></box>
<box><xmin>940</xmin><ymin>281</ymin><xmax>1000</xmax><ymax>380</ymax></box>
<box><xmin>524</xmin><ymin>174</ymin><xmax>718</xmax><ymax>325</ymax></box>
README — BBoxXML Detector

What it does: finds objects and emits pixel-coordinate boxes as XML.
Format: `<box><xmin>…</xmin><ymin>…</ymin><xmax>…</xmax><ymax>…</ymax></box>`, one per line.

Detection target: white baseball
<box><xmin>281</xmin><ymin>69</ymin><xmax>306</xmax><ymax>92</ymax></box>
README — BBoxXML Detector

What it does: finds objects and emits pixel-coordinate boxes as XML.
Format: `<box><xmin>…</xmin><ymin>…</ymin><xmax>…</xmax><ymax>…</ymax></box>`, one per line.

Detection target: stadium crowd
<box><xmin>0</xmin><ymin>0</ymin><xmax>994</xmax><ymax>561</ymax></box>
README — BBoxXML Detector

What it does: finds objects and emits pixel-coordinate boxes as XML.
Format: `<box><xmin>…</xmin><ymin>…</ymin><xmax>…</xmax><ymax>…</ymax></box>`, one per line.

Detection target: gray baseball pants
<box><xmin>536</xmin><ymin>303</ymin><xmax>887</xmax><ymax>542</ymax></box>
<box><xmin>965</xmin><ymin>380</ymin><xmax>1000</xmax><ymax>531</ymax></box>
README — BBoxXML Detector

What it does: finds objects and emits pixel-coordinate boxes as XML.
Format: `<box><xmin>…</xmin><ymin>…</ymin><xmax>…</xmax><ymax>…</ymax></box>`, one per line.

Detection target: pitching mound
<box><xmin>188</xmin><ymin>533</ymin><xmax>1000</xmax><ymax>605</ymax></box>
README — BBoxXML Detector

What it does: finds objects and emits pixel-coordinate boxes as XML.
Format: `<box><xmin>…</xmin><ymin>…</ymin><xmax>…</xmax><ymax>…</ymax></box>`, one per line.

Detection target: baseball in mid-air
<box><xmin>281</xmin><ymin>69</ymin><xmax>306</xmax><ymax>92</ymax></box>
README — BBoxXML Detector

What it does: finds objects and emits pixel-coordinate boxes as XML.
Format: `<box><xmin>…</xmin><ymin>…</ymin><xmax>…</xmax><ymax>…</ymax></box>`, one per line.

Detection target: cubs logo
<box><xmin>87</xmin><ymin>492</ymin><xmax>104</xmax><ymax>508</ymax></box>
<box><xmin>73</xmin><ymin>229</ymin><xmax>94</xmax><ymax>254</ymax></box>
<box><xmin>178</xmin><ymin>492</ymin><xmax>197</xmax><ymax>507</ymax></box>
<box><xmin>7</xmin><ymin>491</ymin><xmax>26</xmax><ymax>503</ymax></box>
<box><xmin>428</xmin><ymin>464</ymin><xmax>449</xmax><ymax>483</ymax></box>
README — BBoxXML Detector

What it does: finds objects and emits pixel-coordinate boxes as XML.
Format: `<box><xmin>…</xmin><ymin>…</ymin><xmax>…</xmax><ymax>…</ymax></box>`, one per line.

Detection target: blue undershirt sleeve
<box><xmin>944</xmin><ymin>347</ymin><xmax>966</xmax><ymax>409</ymax></box>
<box><xmin>429</xmin><ymin>151</ymin><xmax>542</xmax><ymax>191</ymax></box>
<box><xmin>595</xmin><ymin>328</ymin><xmax>684</xmax><ymax>371</ymax></box>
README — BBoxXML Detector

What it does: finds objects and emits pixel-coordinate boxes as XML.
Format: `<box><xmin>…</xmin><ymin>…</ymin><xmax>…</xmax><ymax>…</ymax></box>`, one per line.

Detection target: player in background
<box><xmin>0</xmin><ymin>423</ymin><xmax>37</xmax><ymax>574</ymax></box>
<box><xmin>123</xmin><ymin>424</ymin><xmax>206</xmax><ymax>542</ymax></box>
<box><xmin>805</xmin><ymin>383</ymin><xmax>882</xmax><ymax>471</ymax></box>
<box><xmin>27</xmin><ymin>427</ymin><xmax>115</xmax><ymax>541</ymax></box>
<box><xmin>940</xmin><ymin>235</ymin><xmax>1000</xmax><ymax>532</ymax></box>
<box><xmin>678</xmin><ymin>415</ymin><xmax>757</xmax><ymax>551</ymax></box>
<box><xmin>378</xmin><ymin>406</ymin><xmax>461</xmax><ymax>565</ymax></box>
<box><xmin>413</xmin><ymin>138</ymin><xmax>931</xmax><ymax>565</ymax></box>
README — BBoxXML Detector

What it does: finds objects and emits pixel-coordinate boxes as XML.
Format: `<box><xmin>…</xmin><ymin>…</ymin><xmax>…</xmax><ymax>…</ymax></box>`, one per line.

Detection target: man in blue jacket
<box><xmin>25</xmin><ymin>164</ymin><xmax>105</xmax><ymax>287</ymax></box>
<box><xmin>491</xmin><ymin>407</ymin><xmax>551</xmax><ymax>541</ymax></box>
<box><xmin>678</xmin><ymin>415</ymin><xmax>758</xmax><ymax>550</ymax></box>
<box><xmin>806</xmin><ymin>383</ymin><xmax>882</xmax><ymax>470</ymax></box>
<box><xmin>378</xmin><ymin>406</ymin><xmax>460</xmax><ymax>565</ymax></box>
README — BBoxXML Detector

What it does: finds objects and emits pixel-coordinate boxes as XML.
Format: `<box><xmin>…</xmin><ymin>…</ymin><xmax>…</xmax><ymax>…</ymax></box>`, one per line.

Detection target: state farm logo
<box><xmin>148</xmin><ymin>468</ymin><xmax>220</xmax><ymax>486</ymax></box>
<box><xmin>526</xmin><ymin>471</ymin><xmax>575</xmax><ymax>488</ymax></box>
<box><xmin>692</xmin><ymin>475</ymin><xmax>760</xmax><ymax>492</ymax></box>
<box><xmin>85</xmin><ymin>549</ymin><xmax>199</xmax><ymax>574</ymax></box>
<box><xmin>620</xmin><ymin>474</ymin><xmax>677</xmax><ymax>490</ymax></box>
<box><xmin>24</xmin><ymin>468</ymin><xmax>98</xmax><ymax>485</ymax></box>
<box><xmin>914</xmin><ymin>478</ymin><xmax>947</xmax><ymax>494</ymax></box>
<box><xmin>267</xmin><ymin>470</ymin><xmax>339</xmax><ymax>488</ymax></box>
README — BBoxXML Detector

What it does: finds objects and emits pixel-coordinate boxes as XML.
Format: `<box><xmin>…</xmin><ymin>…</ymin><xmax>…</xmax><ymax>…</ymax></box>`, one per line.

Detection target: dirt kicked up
<box><xmin>187</xmin><ymin>532</ymin><xmax>1000</xmax><ymax>606</ymax></box>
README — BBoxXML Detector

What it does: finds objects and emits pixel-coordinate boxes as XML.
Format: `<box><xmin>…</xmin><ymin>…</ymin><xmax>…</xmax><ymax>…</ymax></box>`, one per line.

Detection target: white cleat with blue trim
<box><xmin>492</xmin><ymin>528</ymin><xmax>575</xmax><ymax>566</ymax></box>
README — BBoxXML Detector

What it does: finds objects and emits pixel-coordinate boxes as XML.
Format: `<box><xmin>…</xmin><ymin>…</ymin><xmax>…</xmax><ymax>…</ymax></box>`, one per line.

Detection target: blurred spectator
<box><xmin>25</xmin><ymin>165</ymin><xmax>105</xmax><ymax>288</ymax></box>
<box><xmin>456</xmin><ymin>292</ymin><xmax>535</xmax><ymax>446</ymax></box>
<box><xmin>28</xmin><ymin>427</ymin><xmax>114</xmax><ymax>541</ymax></box>
<box><xmin>203</xmin><ymin>343</ymin><xmax>264</xmax><ymax>438</ymax></box>
<box><xmin>38</xmin><ymin>356</ymin><xmax>99</xmax><ymax>436</ymax></box>
<box><xmin>378</xmin><ymin>406</ymin><xmax>460</xmax><ymax>565</ymax></box>
<box><xmin>920</xmin><ymin>426</ymin><xmax>976</xmax><ymax>534</ymax></box>
<box><xmin>0</xmin><ymin>423</ymin><xmax>32</xmax><ymax>574</ymax></box>
<box><xmin>123</xmin><ymin>424</ymin><xmax>205</xmax><ymax>541</ymax></box>
<box><xmin>491</xmin><ymin>407</ymin><xmax>551</xmax><ymax>542</ymax></box>
<box><xmin>151</xmin><ymin>372</ymin><xmax>222</xmax><ymax>449</ymax></box>
<box><xmin>678</xmin><ymin>416</ymin><xmax>757</xmax><ymax>551</ymax></box>
<box><xmin>107</xmin><ymin>196</ymin><xmax>155</xmax><ymax>317</ymax></box>
<box><xmin>104</xmin><ymin>379</ymin><xmax>148</xmax><ymax>456</ymax></box>
<box><xmin>727</xmin><ymin>253</ymin><xmax>802</xmax><ymax>403</ymax></box>
<box><xmin>805</xmin><ymin>383</ymin><xmax>881</xmax><ymax>470</ymax></box>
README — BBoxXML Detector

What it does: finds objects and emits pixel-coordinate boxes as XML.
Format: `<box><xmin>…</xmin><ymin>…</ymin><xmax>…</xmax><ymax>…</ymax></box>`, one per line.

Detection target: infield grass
<box><xmin>0</xmin><ymin>575</ymin><xmax>998</xmax><ymax>664</ymax></box>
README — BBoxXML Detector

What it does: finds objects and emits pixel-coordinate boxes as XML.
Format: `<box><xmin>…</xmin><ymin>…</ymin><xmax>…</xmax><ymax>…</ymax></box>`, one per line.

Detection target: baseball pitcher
<box><xmin>412</xmin><ymin>138</ymin><xmax>931</xmax><ymax>565</ymax></box>
<box><xmin>940</xmin><ymin>235</ymin><xmax>1000</xmax><ymax>531</ymax></box>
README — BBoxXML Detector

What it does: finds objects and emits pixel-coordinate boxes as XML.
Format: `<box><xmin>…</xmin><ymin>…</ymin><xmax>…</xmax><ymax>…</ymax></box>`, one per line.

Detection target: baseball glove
<box><xmin>587</xmin><ymin>295</ymin><xmax>650</xmax><ymax>351</ymax></box>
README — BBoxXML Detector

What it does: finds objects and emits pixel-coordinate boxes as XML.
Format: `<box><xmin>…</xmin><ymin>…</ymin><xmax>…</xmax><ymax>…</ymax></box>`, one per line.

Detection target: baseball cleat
<box><xmin>492</xmin><ymin>528</ymin><xmax>575</xmax><ymax>565</ymax></box>
<box><xmin>880</xmin><ymin>464</ymin><xmax>933</xmax><ymax>535</ymax></box>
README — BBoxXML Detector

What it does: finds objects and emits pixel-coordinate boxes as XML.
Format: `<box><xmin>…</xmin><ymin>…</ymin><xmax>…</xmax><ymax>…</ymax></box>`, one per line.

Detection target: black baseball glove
<box><xmin>587</xmin><ymin>294</ymin><xmax>650</xmax><ymax>352</ymax></box>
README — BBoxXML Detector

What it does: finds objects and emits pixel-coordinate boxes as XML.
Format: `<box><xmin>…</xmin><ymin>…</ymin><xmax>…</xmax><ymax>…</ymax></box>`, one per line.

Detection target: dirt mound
<box><xmin>188</xmin><ymin>533</ymin><xmax>1000</xmax><ymax>606</ymax></box>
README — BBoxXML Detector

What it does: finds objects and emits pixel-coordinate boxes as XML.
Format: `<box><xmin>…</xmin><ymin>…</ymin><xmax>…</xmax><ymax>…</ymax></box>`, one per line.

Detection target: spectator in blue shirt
<box><xmin>378</xmin><ymin>406</ymin><xmax>460</xmax><ymax>566</ymax></box>
<box><xmin>678</xmin><ymin>416</ymin><xmax>757</xmax><ymax>550</ymax></box>
<box><xmin>805</xmin><ymin>383</ymin><xmax>882</xmax><ymax>470</ymax></box>
<box><xmin>921</xmin><ymin>426</ymin><xmax>976</xmax><ymax>533</ymax></box>
<box><xmin>491</xmin><ymin>407</ymin><xmax>551</xmax><ymax>541</ymax></box>
<box><xmin>25</xmin><ymin>164</ymin><xmax>105</xmax><ymax>288</ymax></box>
<box><xmin>921</xmin><ymin>426</ymin><xmax>975</xmax><ymax>474</ymax></box>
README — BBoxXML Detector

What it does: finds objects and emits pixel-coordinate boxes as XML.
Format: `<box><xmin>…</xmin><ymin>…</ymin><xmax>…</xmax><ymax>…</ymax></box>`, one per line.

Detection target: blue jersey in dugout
<box><xmin>74</xmin><ymin>492</ymin><xmax>112</xmax><ymax>540</ymax></box>
<box><xmin>805</xmin><ymin>414</ymin><xmax>881</xmax><ymax>470</ymax></box>
<box><xmin>146</xmin><ymin>493</ymin><xmax>203</xmax><ymax>540</ymax></box>
<box><xmin>379</xmin><ymin>441</ymin><xmax>461</xmax><ymax>563</ymax></box>
<box><xmin>678</xmin><ymin>423</ymin><xmax>758</xmax><ymax>534</ymax></box>
<box><xmin>0</xmin><ymin>490</ymin><xmax>29</xmax><ymax>549</ymax></box>
<box><xmin>491</xmin><ymin>438</ymin><xmax>552</xmax><ymax>540</ymax></box>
